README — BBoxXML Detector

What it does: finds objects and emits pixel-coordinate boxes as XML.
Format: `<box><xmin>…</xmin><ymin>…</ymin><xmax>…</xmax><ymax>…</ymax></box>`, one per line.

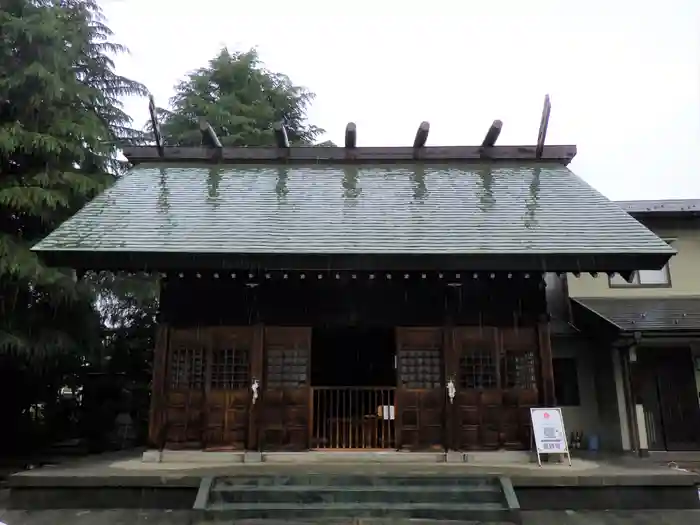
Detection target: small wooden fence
<box><xmin>311</xmin><ymin>387</ymin><xmax>396</xmax><ymax>449</ymax></box>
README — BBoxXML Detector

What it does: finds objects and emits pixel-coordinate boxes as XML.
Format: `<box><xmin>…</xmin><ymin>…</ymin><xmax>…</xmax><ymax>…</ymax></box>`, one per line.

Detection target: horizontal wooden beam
<box><xmin>123</xmin><ymin>144</ymin><xmax>577</xmax><ymax>165</ymax></box>
<box><xmin>37</xmin><ymin>248</ymin><xmax>668</xmax><ymax>274</ymax></box>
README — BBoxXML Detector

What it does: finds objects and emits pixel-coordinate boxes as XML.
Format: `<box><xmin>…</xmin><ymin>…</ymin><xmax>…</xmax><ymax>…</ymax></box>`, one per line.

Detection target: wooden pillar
<box><xmin>442</xmin><ymin>326</ymin><xmax>456</xmax><ymax>451</ymax></box>
<box><xmin>148</xmin><ymin>323</ymin><xmax>169</xmax><ymax>448</ymax></box>
<box><xmin>442</xmin><ymin>287</ymin><xmax>457</xmax><ymax>451</ymax></box>
<box><xmin>248</xmin><ymin>323</ymin><xmax>264</xmax><ymax>450</ymax></box>
<box><xmin>620</xmin><ymin>345</ymin><xmax>642</xmax><ymax>455</ymax></box>
<box><xmin>537</xmin><ymin>320</ymin><xmax>556</xmax><ymax>406</ymax></box>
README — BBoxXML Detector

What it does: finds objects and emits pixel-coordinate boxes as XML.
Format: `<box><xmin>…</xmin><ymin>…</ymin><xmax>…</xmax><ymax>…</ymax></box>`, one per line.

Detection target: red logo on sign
<box><xmin>543</xmin><ymin>412</ymin><xmax>550</xmax><ymax>419</ymax></box>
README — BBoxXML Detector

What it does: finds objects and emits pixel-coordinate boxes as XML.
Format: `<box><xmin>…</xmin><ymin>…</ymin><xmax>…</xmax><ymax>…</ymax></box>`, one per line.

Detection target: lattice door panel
<box><xmin>396</xmin><ymin>327</ymin><xmax>446</xmax><ymax>451</ymax></box>
<box><xmin>205</xmin><ymin>327</ymin><xmax>253</xmax><ymax>450</ymax></box>
<box><xmin>165</xmin><ymin>329</ymin><xmax>208</xmax><ymax>448</ymax></box>
<box><xmin>259</xmin><ymin>327</ymin><xmax>311</xmax><ymax>451</ymax></box>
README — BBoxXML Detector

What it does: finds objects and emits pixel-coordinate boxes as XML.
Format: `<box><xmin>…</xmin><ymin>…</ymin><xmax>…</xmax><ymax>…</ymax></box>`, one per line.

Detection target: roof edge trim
<box><xmin>122</xmin><ymin>144</ymin><xmax>577</xmax><ymax>166</ymax></box>
<box><xmin>32</xmin><ymin>250</ymin><xmax>670</xmax><ymax>273</ymax></box>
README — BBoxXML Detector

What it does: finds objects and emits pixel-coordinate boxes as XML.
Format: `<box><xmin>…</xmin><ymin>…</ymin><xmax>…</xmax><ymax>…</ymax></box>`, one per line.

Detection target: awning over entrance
<box><xmin>571</xmin><ymin>297</ymin><xmax>700</xmax><ymax>336</ymax></box>
<box><xmin>32</xmin><ymin>162</ymin><xmax>674</xmax><ymax>272</ymax></box>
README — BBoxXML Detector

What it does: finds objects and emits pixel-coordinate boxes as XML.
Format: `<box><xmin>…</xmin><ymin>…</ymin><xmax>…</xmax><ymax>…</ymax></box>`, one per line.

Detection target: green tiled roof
<box><xmin>32</xmin><ymin>163</ymin><xmax>674</xmax><ymax>267</ymax></box>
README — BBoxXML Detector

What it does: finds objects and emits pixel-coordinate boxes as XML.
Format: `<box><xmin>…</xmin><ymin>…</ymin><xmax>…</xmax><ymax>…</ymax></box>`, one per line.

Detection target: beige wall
<box><xmin>552</xmin><ymin>339</ymin><xmax>598</xmax><ymax>436</ymax></box>
<box><xmin>567</xmin><ymin>227</ymin><xmax>700</xmax><ymax>298</ymax></box>
<box><xmin>551</xmin><ymin>338</ymin><xmax>628</xmax><ymax>451</ymax></box>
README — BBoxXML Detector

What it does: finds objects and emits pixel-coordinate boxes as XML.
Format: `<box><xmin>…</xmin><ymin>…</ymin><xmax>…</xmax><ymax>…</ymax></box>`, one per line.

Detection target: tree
<box><xmin>0</xmin><ymin>0</ymin><xmax>148</xmax><ymax>452</ymax></box>
<box><xmin>154</xmin><ymin>48</ymin><xmax>325</xmax><ymax>147</ymax></box>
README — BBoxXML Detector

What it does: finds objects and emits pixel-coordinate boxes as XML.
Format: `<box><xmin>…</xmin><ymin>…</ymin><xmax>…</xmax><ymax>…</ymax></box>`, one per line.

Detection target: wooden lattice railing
<box><xmin>311</xmin><ymin>387</ymin><xmax>396</xmax><ymax>449</ymax></box>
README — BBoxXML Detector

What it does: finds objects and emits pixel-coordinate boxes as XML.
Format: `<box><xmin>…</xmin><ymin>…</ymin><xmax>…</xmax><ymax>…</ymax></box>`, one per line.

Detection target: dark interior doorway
<box><xmin>311</xmin><ymin>326</ymin><xmax>396</xmax><ymax>387</ymax></box>
<box><xmin>310</xmin><ymin>326</ymin><xmax>396</xmax><ymax>449</ymax></box>
<box><xmin>636</xmin><ymin>347</ymin><xmax>700</xmax><ymax>451</ymax></box>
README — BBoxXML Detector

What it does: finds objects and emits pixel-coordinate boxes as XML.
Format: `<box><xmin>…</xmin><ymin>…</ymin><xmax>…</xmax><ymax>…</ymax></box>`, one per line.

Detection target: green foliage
<box><xmin>154</xmin><ymin>48</ymin><xmax>325</xmax><ymax>146</ymax></box>
<box><xmin>0</xmin><ymin>0</ymin><xmax>156</xmax><ymax>454</ymax></box>
<box><xmin>0</xmin><ymin>0</ymin><xmax>148</xmax><ymax>360</ymax></box>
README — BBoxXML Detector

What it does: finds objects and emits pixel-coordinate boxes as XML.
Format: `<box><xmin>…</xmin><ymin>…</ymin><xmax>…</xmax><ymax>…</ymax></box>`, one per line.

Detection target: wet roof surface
<box><xmin>33</xmin><ymin>163</ymin><xmax>671</xmax><ymax>258</ymax></box>
<box><xmin>572</xmin><ymin>297</ymin><xmax>700</xmax><ymax>332</ymax></box>
<box><xmin>1</xmin><ymin>509</ymin><xmax>699</xmax><ymax>524</ymax></box>
<box><xmin>617</xmin><ymin>199</ymin><xmax>700</xmax><ymax>215</ymax></box>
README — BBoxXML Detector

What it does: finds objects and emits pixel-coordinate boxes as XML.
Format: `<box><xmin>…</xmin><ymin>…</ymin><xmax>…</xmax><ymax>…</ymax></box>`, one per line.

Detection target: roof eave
<box><xmin>629</xmin><ymin>211</ymin><xmax>700</xmax><ymax>220</ymax></box>
<box><xmin>32</xmin><ymin>249</ymin><xmax>673</xmax><ymax>273</ymax></box>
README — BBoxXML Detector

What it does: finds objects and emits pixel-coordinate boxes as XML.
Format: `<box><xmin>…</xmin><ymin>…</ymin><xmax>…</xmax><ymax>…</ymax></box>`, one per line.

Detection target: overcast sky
<box><xmin>102</xmin><ymin>0</ymin><xmax>700</xmax><ymax>200</ymax></box>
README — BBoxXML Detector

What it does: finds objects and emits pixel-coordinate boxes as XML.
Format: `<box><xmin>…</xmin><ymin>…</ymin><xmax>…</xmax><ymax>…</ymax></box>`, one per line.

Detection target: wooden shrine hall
<box><xmin>32</xmin><ymin>96</ymin><xmax>674</xmax><ymax>453</ymax></box>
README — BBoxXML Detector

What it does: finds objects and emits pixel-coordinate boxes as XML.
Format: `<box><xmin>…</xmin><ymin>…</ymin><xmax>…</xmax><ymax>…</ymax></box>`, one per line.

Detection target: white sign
<box><xmin>530</xmin><ymin>407</ymin><xmax>571</xmax><ymax>466</ymax></box>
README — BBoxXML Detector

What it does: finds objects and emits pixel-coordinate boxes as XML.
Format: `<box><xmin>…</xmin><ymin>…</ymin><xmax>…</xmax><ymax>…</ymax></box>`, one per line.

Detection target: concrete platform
<box><xmin>6</xmin><ymin>450</ymin><xmax>700</xmax><ymax>512</ymax></box>
<box><xmin>143</xmin><ymin>449</ymin><xmax>533</xmax><ymax>465</ymax></box>
<box><xmin>2</xmin><ymin>509</ymin><xmax>700</xmax><ymax>525</ymax></box>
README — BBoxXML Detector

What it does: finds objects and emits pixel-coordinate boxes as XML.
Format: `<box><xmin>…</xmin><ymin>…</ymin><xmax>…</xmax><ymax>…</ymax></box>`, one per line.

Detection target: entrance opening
<box><xmin>638</xmin><ymin>347</ymin><xmax>700</xmax><ymax>451</ymax></box>
<box><xmin>311</xmin><ymin>326</ymin><xmax>396</xmax><ymax>449</ymax></box>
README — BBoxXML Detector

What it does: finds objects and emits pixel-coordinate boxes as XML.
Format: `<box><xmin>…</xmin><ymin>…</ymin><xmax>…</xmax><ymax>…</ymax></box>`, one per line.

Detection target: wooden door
<box><xmin>258</xmin><ymin>327</ymin><xmax>311</xmax><ymax>451</ymax></box>
<box><xmin>655</xmin><ymin>349</ymin><xmax>700</xmax><ymax>451</ymax></box>
<box><xmin>634</xmin><ymin>351</ymin><xmax>665</xmax><ymax>450</ymax></box>
<box><xmin>447</xmin><ymin>327</ymin><xmax>498</xmax><ymax>450</ymax></box>
<box><xmin>203</xmin><ymin>327</ymin><xmax>253</xmax><ymax>450</ymax></box>
<box><xmin>447</xmin><ymin>327</ymin><xmax>538</xmax><ymax>451</ymax></box>
<box><xmin>499</xmin><ymin>327</ymin><xmax>538</xmax><ymax>449</ymax></box>
<box><xmin>448</xmin><ymin>327</ymin><xmax>501</xmax><ymax>450</ymax></box>
<box><xmin>395</xmin><ymin>327</ymin><xmax>445</xmax><ymax>451</ymax></box>
<box><xmin>636</xmin><ymin>348</ymin><xmax>700</xmax><ymax>451</ymax></box>
<box><xmin>163</xmin><ymin>328</ymin><xmax>207</xmax><ymax>448</ymax></box>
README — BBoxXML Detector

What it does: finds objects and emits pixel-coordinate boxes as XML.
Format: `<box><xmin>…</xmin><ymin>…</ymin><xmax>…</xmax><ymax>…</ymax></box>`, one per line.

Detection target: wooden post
<box><xmin>413</xmin><ymin>121</ymin><xmax>430</xmax><ymax>149</ymax></box>
<box><xmin>537</xmin><ymin>319</ymin><xmax>556</xmax><ymax>406</ymax></box>
<box><xmin>620</xmin><ymin>345</ymin><xmax>642</xmax><ymax>455</ymax></box>
<box><xmin>199</xmin><ymin>118</ymin><xmax>223</xmax><ymax>148</ymax></box>
<box><xmin>148</xmin><ymin>94</ymin><xmax>164</xmax><ymax>158</ymax></box>
<box><xmin>148</xmin><ymin>323</ymin><xmax>169</xmax><ymax>448</ymax></box>
<box><xmin>442</xmin><ymin>325</ymin><xmax>457</xmax><ymax>452</ymax></box>
<box><xmin>248</xmin><ymin>324</ymin><xmax>264</xmax><ymax>450</ymax></box>
<box><xmin>481</xmin><ymin>120</ymin><xmax>503</xmax><ymax>148</ymax></box>
<box><xmin>535</xmin><ymin>95</ymin><xmax>552</xmax><ymax>159</ymax></box>
<box><xmin>345</xmin><ymin>122</ymin><xmax>357</xmax><ymax>148</ymax></box>
<box><xmin>273</xmin><ymin>122</ymin><xmax>290</xmax><ymax>149</ymax></box>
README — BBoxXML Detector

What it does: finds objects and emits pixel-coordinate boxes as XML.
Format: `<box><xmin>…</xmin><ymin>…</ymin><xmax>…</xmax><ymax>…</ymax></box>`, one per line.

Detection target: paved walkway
<box><xmin>9</xmin><ymin>450</ymin><xmax>698</xmax><ymax>482</ymax></box>
<box><xmin>1</xmin><ymin>509</ymin><xmax>700</xmax><ymax>524</ymax></box>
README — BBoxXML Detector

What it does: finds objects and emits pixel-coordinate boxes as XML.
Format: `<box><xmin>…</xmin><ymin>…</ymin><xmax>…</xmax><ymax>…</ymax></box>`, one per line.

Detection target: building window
<box><xmin>266</xmin><ymin>344</ymin><xmax>309</xmax><ymax>388</ymax></box>
<box><xmin>169</xmin><ymin>345</ymin><xmax>205</xmax><ymax>390</ymax></box>
<box><xmin>399</xmin><ymin>347</ymin><xmax>442</xmax><ymax>389</ymax></box>
<box><xmin>502</xmin><ymin>351</ymin><xmax>537</xmax><ymax>389</ymax></box>
<box><xmin>609</xmin><ymin>240</ymin><xmax>673</xmax><ymax>288</ymax></box>
<box><xmin>553</xmin><ymin>357</ymin><xmax>580</xmax><ymax>406</ymax></box>
<box><xmin>459</xmin><ymin>341</ymin><xmax>498</xmax><ymax>389</ymax></box>
<box><xmin>211</xmin><ymin>347</ymin><xmax>249</xmax><ymax>390</ymax></box>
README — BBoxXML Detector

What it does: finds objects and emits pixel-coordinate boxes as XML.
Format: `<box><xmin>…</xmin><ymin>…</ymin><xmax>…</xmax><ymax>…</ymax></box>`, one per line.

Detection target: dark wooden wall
<box><xmin>160</xmin><ymin>275</ymin><xmax>548</xmax><ymax>328</ymax></box>
<box><xmin>151</xmin><ymin>273</ymin><xmax>552</xmax><ymax>452</ymax></box>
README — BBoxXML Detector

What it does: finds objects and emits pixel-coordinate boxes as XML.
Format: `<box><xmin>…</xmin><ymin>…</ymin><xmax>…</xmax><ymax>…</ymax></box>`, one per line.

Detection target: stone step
<box><xmin>202</xmin><ymin>501</ymin><xmax>516</xmax><ymax>522</ymax></box>
<box><xmin>213</xmin><ymin>475</ymin><xmax>502</xmax><ymax>487</ymax></box>
<box><xmin>209</xmin><ymin>484</ymin><xmax>505</xmax><ymax>505</ymax></box>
